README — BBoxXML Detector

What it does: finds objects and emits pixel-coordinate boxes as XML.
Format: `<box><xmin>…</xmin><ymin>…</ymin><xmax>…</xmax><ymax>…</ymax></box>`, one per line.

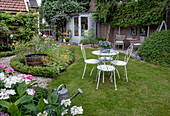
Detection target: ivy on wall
<box><xmin>92</xmin><ymin>0</ymin><xmax>168</xmax><ymax>27</ymax></box>
<box><xmin>111</xmin><ymin>0</ymin><xmax>168</xmax><ymax>27</ymax></box>
<box><xmin>0</xmin><ymin>9</ymin><xmax>39</xmax><ymax>41</ymax></box>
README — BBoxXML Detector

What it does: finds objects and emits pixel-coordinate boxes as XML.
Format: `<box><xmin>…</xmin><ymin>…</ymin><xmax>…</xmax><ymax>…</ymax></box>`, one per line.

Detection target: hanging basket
<box><xmin>24</xmin><ymin>54</ymin><xmax>48</xmax><ymax>66</ymax></box>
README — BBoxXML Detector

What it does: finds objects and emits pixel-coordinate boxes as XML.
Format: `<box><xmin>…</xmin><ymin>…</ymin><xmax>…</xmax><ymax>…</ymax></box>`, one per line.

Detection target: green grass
<box><xmin>48</xmin><ymin>46</ymin><xmax>170</xmax><ymax>116</ymax></box>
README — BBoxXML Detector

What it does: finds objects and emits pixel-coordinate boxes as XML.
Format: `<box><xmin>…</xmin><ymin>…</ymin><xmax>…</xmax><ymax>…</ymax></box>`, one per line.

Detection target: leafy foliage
<box><xmin>0</xmin><ymin>22</ymin><xmax>10</xmax><ymax>39</ymax></box>
<box><xmin>92</xmin><ymin>0</ymin><xmax>168</xmax><ymax>27</ymax></box>
<box><xmin>0</xmin><ymin>10</ymin><xmax>39</xmax><ymax>41</ymax></box>
<box><xmin>92</xmin><ymin>0</ymin><xmax>117</xmax><ymax>23</ymax></box>
<box><xmin>41</xmin><ymin>0</ymin><xmax>88</xmax><ymax>25</ymax></box>
<box><xmin>138</xmin><ymin>30</ymin><xmax>170</xmax><ymax>67</ymax></box>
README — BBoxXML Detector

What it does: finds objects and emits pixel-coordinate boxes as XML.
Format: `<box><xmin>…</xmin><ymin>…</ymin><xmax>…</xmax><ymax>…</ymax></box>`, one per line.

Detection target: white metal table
<box><xmin>92</xmin><ymin>50</ymin><xmax>119</xmax><ymax>56</ymax></box>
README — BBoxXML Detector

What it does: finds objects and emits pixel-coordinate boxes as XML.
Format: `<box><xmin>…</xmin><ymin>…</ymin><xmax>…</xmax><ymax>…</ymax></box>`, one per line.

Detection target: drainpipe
<box><xmin>165</xmin><ymin>2</ymin><xmax>168</xmax><ymax>27</ymax></box>
<box><xmin>147</xmin><ymin>25</ymin><xmax>149</xmax><ymax>37</ymax></box>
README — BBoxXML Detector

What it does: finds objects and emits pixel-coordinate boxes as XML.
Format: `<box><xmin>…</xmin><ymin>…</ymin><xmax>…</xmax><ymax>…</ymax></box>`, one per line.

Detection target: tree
<box><xmin>92</xmin><ymin>0</ymin><xmax>118</xmax><ymax>41</ymax></box>
<box><xmin>41</xmin><ymin>0</ymin><xmax>89</xmax><ymax>25</ymax></box>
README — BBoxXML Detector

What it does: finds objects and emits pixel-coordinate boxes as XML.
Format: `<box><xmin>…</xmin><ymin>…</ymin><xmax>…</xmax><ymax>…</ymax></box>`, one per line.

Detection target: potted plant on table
<box><xmin>98</xmin><ymin>41</ymin><xmax>114</xmax><ymax>53</ymax></box>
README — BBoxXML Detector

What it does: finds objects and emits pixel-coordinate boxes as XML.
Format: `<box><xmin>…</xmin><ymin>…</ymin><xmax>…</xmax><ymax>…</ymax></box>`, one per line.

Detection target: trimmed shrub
<box><xmin>0</xmin><ymin>51</ymin><xmax>16</xmax><ymax>57</ymax></box>
<box><xmin>10</xmin><ymin>57</ymin><xmax>59</xmax><ymax>78</ymax></box>
<box><xmin>80</xmin><ymin>39</ymin><xmax>89</xmax><ymax>45</ymax></box>
<box><xmin>138</xmin><ymin>30</ymin><xmax>170</xmax><ymax>67</ymax></box>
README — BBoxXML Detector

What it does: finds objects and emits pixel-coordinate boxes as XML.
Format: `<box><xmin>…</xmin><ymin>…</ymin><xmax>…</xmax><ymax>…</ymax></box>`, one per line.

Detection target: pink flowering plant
<box><xmin>0</xmin><ymin>64</ymin><xmax>14</xmax><ymax>77</ymax></box>
<box><xmin>0</xmin><ymin>65</ymin><xmax>38</xmax><ymax>115</ymax></box>
<box><xmin>0</xmin><ymin>65</ymin><xmax>83</xmax><ymax>116</ymax></box>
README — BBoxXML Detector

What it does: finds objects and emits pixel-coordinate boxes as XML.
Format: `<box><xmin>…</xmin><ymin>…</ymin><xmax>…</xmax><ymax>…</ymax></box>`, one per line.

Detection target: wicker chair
<box><xmin>114</xmin><ymin>35</ymin><xmax>126</xmax><ymax>50</ymax></box>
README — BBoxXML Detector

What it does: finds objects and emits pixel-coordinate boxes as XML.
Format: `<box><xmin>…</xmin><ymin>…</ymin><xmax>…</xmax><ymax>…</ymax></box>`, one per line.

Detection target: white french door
<box><xmin>72</xmin><ymin>15</ymin><xmax>89</xmax><ymax>43</ymax></box>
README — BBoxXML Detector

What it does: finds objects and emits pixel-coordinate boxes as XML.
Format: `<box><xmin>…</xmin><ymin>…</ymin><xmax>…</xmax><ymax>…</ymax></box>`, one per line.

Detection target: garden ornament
<box><xmin>70</xmin><ymin>88</ymin><xmax>83</xmax><ymax>100</ymax></box>
<box><xmin>56</xmin><ymin>84</ymin><xmax>68</xmax><ymax>103</ymax></box>
<box><xmin>56</xmin><ymin>84</ymin><xmax>83</xmax><ymax>103</ymax></box>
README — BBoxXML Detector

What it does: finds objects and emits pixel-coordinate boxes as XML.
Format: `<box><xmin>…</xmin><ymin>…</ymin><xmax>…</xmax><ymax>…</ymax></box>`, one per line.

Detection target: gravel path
<box><xmin>0</xmin><ymin>55</ymin><xmax>52</xmax><ymax>88</ymax></box>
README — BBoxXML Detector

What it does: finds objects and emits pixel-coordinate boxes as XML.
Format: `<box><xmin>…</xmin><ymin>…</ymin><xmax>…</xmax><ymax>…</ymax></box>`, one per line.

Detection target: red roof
<box><xmin>0</xmin><ymin>0</ymin><xmax>28</xmax><ymax>13</ymax></box>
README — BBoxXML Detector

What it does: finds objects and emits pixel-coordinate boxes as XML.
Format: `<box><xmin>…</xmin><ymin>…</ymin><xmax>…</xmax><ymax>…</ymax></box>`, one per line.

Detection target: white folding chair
<box><xmin>111</xmin><ymin>44</ymin><xmax>133</xmax><ymax>82</ymax></box>
<box><xmin>81</xmin><ymin>44</ymin><xmax>100</xmax><ymax>79</ymax></box>
<box><xmin>96</xmin><ymin>49</ymin><xmax>119</xmax><ymax>90</ymax></box>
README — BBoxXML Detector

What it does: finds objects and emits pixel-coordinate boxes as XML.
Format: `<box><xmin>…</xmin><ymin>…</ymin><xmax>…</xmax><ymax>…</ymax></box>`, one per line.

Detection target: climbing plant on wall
<box><xmin>110</xmin><ymin>0</ymin><xmax>168</xmax><ymax>27</ymax></box>
<box><xmin>0</xmin><ymin>9</ymin><xmax>39</xmax><ymax>41</ymax></box>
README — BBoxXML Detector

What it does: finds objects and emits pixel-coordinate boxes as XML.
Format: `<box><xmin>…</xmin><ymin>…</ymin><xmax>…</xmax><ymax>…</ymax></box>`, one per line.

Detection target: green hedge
<box><xmin>10</xmin><ymin>57</ymin><xmax>61</xmax><ymax>78</ymax></box>
<box><xmin>0</xmin><ymin>51</ymin><xmax>16</xmax><ymax>57</ymax></box>
<box><xmin>138</xmin><ymin>30</ymin><xmax>170</xmax><ymax>67</ymax></box>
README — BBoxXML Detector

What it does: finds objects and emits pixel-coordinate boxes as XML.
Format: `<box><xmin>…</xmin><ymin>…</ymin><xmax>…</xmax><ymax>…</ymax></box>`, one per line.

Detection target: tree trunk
<box><xmin>106</xmin><ymin>24</ymin><xmax>111</xmax><ymax>41</ymax></box>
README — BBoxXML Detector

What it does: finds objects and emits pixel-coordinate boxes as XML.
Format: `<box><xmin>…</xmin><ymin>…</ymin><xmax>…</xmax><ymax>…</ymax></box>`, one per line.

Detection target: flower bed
<box><xmin>0</xmin><ymin>65</ymin><xmax>83</xmax><ymax>115</ymax></box>
<box><xmin>11</xmin><ymin>35</ymin><xmax>74</xmax><ymax>77</ymax></box>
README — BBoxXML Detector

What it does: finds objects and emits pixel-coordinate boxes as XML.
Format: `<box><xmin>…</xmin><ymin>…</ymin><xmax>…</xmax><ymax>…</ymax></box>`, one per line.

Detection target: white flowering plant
<box><xmin>0</xmin><ymin>64</ymin><xmax>37</xmax><ymax>115</ymax></box>
<box><xmin>0</xmin><ymin>64</ymin><xmax>83</xmax><ymax>116</ymax></box>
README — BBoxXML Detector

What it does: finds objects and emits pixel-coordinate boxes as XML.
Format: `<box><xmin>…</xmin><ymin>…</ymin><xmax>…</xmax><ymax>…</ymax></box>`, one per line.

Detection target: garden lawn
<box><xmin>48</xmin><ymin>46</ymin><xmax>170</xmax><ymax>116</ymax></box>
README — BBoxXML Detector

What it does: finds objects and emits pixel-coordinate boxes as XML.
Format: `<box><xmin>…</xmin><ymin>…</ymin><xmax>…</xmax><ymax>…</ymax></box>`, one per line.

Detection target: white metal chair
<box><xmin>111</xmin><ymin>44</ymin><xmax>133</xmax><ymax>82</ymax></box>
<box><xmin>81</xmin><ymin>44</ymin><xmax>100</xmax><ymax>79</ymax></box>
<box><xmin>96</xmin><ymin>49</ymin><xmax>119</xmax><ymax>90</ymax></box>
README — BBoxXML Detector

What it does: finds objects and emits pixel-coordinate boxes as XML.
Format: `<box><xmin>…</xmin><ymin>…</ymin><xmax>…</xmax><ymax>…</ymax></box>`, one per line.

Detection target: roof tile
<box><xmin>0</xmin><ymin>0</ymin><xmax>28</xmax><ymax>12</ymax></box>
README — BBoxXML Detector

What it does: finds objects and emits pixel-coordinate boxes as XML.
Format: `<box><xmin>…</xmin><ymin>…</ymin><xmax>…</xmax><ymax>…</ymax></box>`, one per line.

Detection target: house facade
<box><xmin>66</xmin><ymin>0</ymin><xmax>97</xmax><ymax>43</ymax></box>
<box><xmin>66</xmin><ymin>0</ymin><xmax>169</xmax><ymax>45</ymax></box>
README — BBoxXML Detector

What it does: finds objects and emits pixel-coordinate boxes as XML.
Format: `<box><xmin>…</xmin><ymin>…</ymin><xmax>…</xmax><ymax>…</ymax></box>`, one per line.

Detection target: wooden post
<box><xmin>118</xmin><ymin>26</ymin><xmax>120</xmax><ymax>35</ymax></box>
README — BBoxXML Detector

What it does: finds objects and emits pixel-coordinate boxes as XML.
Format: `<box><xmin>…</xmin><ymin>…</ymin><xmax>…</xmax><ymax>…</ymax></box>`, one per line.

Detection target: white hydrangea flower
<box><xmin>71</xmin><ymin>106</ymin><xmax>83</xmax><ymax>116</ymax></box>
<box><xmin>6</xmin><ymin>90</ymin><xmax>16</xmax><ymax>95</ymax></box>
<box><xmin>43</xmin><ymin>99</ymin><xmax>48</xmax><ymax>104</ymax></box>
<box><xmin>43</xmin><ymin>34</ymin><xmax>47</xmax><ymax>38</ymax></box>
<box><xmin>0</xmin><ymin>95</ymin><xmax>9</xmax><ymax>100</ymax></box>
<box><xmin>26</xmin><ymin>88</ymin><xmax>35</xmax><ymax>96</ymax></box>
<box><xmin>37</xmin><ymin>111</ymin><xmax>48</xmax><ymax>116</ymax></box>
<box><xmin>24</xmin><ymin>79</ymin><xmax>32</xmax><ymax>84</ymax></box>
<box><xmin>61</xmin><ymin>109</ymin><xmax>68</xmax><ymax>116</ymax></box>
<box><xmin>4</xmin><ymin>76</ymin><xmax>21</xmax><ymax>88</ymax></box>
<box><xmin>4</xmin><ymin>82</ymin><xmax>12</xmax><ymax>88</ymax></box>
<box><xmin>39</xmin><ymin>32</ymin><xmax>42</xmax><ymax>35</ymax></box>
<box><xmin>0</xmin><ymin>89</ymin><xmax>16</xmax><ymax>100</ymax></box>
<box><xmin>0</xmin><ymin>72</ymin><xmax>6</xmax><ymax>80</ymax></box>
<box><xmin>61</xmin><ymin>99</ymin><xmax>71</xmax><ymax>107</ymax></box>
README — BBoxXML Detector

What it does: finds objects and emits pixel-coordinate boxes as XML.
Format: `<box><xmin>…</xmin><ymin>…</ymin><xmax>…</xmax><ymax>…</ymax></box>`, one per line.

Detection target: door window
<box><xmin>81</xmin><ymin>17</ymin><xmax>88</xmax><ymax>36</ymax></box>
<box><xmin>74</xmin><ymin>17</ymin><xmax>79</xmax><ymax>36</ymax></box>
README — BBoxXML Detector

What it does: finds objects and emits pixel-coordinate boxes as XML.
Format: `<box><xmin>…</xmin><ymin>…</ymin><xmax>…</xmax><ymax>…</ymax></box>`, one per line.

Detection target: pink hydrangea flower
<box><xmin>48</xmin><ymin>44</ymin><xmax>50</xmax><ymax>48</ymax></box>
<box><xmin>26</xmin><ymin>75</ymin><xmax>34</xmax><ymax>81</ymax></box>
<box><xmin>26</xmin><ymin>88</ymin><xmax>35</xmax><ymax>96</ymax></box>
<box><xmin>29</xmin><ymin>52</ymin><xmax>31</xmax><ymax>54</ymax></box>
<box><xmin>4</xmin><ymin>68</ymin><xmax>14</xmax><ymax>73</ymax></box>
<box><xmin>18</xmin><ymin>74</ymin><xmax>27</xmax><ymax>79</ymax></box>
<box><xmin>0</xmin><ymin>64</ymin><xmax>5</xmax><ymax>69</ymax></box>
